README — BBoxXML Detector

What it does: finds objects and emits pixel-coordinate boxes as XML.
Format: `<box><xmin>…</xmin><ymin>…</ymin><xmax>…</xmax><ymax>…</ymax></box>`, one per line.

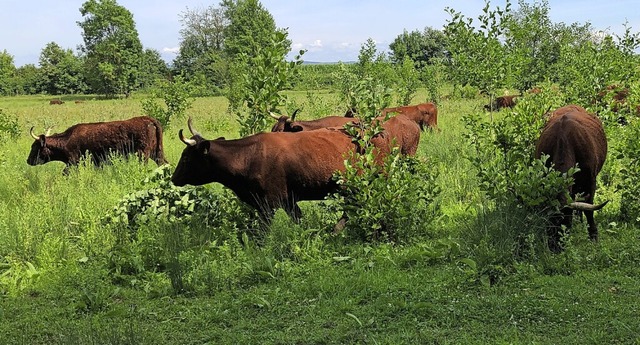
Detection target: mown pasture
<box><xmin>0</xmin><ymin>89</ymin><xmax>639</xmax><ymax>344</ymax></box>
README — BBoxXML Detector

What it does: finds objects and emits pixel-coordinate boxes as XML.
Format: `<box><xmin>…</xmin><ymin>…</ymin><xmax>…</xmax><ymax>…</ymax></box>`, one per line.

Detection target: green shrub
<box><xmin>328</xmin><ymin>77</ymin><xmax>439</xmax><ymax>243</ymax></box>
<box><xmin>616</xmin><ymin>117</ymin><xmax>640</xmax><ymax>223</ymax></box>
<box><xmin>0</xmin><ymin>108</ymin><xmax>20</xmax><ymax>139</ymax></box>
<box><xmin>102</xmin><ymin>165</ymin><xmax>257</xmax><ymax>295</ymax></box>
<box><xmin>141</xmin><ymin>75</ymin><xmax>193</xmax><ymax>128</ymax></box>
<box><xmin>462</xmin><ymin>85</ymin><xmax>577</xmax><ymax>273</ymax></box>
<box><xmin>331</xmin><ymin>153</ymin><xmax>440</xmax><ymax>243</ymax></box>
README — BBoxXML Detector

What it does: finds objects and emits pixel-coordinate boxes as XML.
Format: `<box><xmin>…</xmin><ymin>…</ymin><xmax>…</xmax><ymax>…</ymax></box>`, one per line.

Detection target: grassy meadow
<box><xmin>1</xmin><ymin>90</ymin><xmax>639</xmax><ymax>344</ymax></box>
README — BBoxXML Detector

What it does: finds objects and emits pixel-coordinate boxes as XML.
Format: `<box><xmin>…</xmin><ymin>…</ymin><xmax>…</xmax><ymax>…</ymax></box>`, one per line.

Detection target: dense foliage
<box><xmin>2</xmin><ymin>1</ymin><xmax>640</xmax><ymax>342</ymax></box>
<box><xmin>78</xmin><ymin>0</ymin><xmax>144</xmax><ymax>97</ymax></box>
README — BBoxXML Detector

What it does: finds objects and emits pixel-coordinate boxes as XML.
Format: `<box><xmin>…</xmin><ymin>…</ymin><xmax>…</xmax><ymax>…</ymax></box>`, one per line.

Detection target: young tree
<box><xmin>39</xmin><ymin>42</ymin><xmax>86</xmax><ymax>95</ymax></box>
<box><xmin>78</xmin><ymin>0</ymin><xmax>143</xmax><ymax>97</ymax></box>
<box><xmin>222</xmin><ymin>0</ymin><xmax>294</xmax><ymax>113</ymax></box>
<box><xmin>0</xmin><ymin>50</ymin><xmax>16</xmax><ymax>96</ymax></box>
<box><xmin>444</xmin><ymin>1</ymin><xmax>511</xmax><ymax>107</ymax></box>
<box><xmin>233</xmin><ymin>31</ymin><xmax>304</xmax><ymax>136</ymax></box>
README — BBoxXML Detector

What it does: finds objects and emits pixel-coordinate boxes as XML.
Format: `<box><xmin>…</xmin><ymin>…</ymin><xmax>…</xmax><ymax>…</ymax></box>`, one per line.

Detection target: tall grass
<box><xmin>1</xmin><ymin>89</ymin><xmax>639</xmax><ymax>344</ymax></box>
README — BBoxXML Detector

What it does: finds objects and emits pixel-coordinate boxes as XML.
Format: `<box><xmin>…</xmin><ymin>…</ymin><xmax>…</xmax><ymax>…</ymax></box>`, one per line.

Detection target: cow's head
<box><xmin>172</xmin><ymin>118</ymin><xmax>223</xmax><ymax>187</ymax></box>
<box><xmin>269</xmin><ymin>109</ymin><xmax>303</xmax><ymax>132</ymax></box>
<box><xmin>27</xmin><ymin>127</ymin><xmax>53</xmax><ymax>165</ymax></box>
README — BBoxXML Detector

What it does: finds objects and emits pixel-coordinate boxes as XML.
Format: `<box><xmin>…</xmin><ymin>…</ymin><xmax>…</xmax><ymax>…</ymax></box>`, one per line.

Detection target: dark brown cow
<box><xmin>484</xmin><ymin>95</ymin><xmax>519</xmax><ymax>111</ymax></box>
<box><xmin>28</xmin><ymin>116</ymin><xmax>168</xmax><ymax>174</ymax></box>
<box><xmin>49</xmin><ymin>99</ymin><xmax>64</xmax><ymax>105</ymax></box>
<box><xmin>172</xmin><ymin>118</ymin><xmax>359</xmax><ymax>221</ymax></box>
<box><xmin>269</xmin><ymin>110</ymin><xmax>356</xmax><ymax>132</ymax></box>
<box><xmin>535</xmin><ymin>105</ymin><xmax>608</xmax><ymax>252</ymax></box>
<box><xmin>380</xmin><ymin>102</ymin><xmax>438</xmax><ymax>131</ymax></box>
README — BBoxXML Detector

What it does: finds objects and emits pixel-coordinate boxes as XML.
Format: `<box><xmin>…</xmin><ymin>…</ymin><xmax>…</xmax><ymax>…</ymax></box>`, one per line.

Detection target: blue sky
<box><xmin>1</xmin><ymin>0</ymin><xmax>638</xmax><ymax>67</ymax></box>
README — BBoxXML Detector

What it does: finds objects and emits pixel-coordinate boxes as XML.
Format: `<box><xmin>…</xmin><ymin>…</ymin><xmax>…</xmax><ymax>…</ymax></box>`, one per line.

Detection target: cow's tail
<box><xmin>151</xmin><ymin>118</ymin><xmax>169</xmax><ymax>165</ymax></box>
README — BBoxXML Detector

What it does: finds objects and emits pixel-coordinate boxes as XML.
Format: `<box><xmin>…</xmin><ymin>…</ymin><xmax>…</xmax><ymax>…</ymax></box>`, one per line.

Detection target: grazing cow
<box><xmin>172</xmin><ymin>118</ymin><xmax>359</xmax><ymax>221</ymax></box>
<box><xmin>270</xmin><ymin>108</ymin><xmax>420</xmax><ymax>158</ymax></box>
<box><xmin>484</xmin><ymin>95</ymin><xmax>518</xmax><ymax>111</ymax></box>
<box><xmin>28</xmin><ymin>116</ymin><xmax>168</xmax><ymax>174</ymax></box>
<box><xmin>50</xmin><ymin>99</ymin><xmax>64</xmax><ymax>105</ymax></box>
<box><xmin>269</xmin><ymin>110</ymin><xmax>356</xmax><ymax>132</ymax></box>
<box><xmin>354</xmin><ymin>114</ymin><xmax>421</xmax><ymax>158</ymax></box>
<box><xmin>535</xmin><ymin>105</ymin><xmax>608</xmax><ymax>252</ymax></box>
<box><xmin>74</xmin><ymin>100</ymin><xmax>85</xmax><ymax>104</ymax></box>
<box><xmin>380</xmin><ymin>102</ymin><xmax>438</xmax><ymax>131</ymax></box>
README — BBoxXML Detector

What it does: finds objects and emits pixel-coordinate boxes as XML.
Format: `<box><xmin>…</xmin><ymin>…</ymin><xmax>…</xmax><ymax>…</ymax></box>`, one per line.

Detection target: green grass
<box><xmin>1</xmin><ymin>90</ymin><xmax>639</xmax><ymax>344</ymax></box>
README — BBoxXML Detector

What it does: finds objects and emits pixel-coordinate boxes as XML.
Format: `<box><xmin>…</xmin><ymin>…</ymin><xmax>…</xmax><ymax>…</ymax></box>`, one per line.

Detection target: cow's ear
<box><xmin>39</xmin><ymin>135</ymin><xmax>46</xmax><ymax>147</ymax></box>
<box><xmin>215</xmin><ymin>136</ymin><xmax>225</xmax><ymax>141</ymax></box>
<box><xmin>197</xmin><ymin>141</ymin><xmax>211</xmax><ymax>155</ymax></box>
<box><xmin>291</xmin><ymin>125</ymin><xmax>304</xmax><ymax>132</ymax></box>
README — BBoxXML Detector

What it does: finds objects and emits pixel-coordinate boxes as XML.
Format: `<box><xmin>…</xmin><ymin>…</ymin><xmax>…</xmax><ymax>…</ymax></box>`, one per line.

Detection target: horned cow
<box><xmin>269</xmin><ymin>110</ymin><xmax>356</xmax><ymax>132</ymax></box>
<box><xmin>27</xmin><ymin>116</ymin><xmax>168</xmax><ymax>174</ymax></box>
<box><xmin>172</xmin><ymin>118</ymin><xmax>360</xmax><ymax>222</ymax></box>
<box><xmin>535</xmin><ymin>105</ymin><xmax>608</xmax><ymax>252</ymax></box>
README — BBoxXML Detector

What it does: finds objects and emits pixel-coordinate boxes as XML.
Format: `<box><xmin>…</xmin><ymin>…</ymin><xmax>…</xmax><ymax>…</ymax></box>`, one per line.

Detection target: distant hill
<box><xmin>301</xmin><ymin>61</ymin><xmax>356</xmax><ymax>65</ymax></box>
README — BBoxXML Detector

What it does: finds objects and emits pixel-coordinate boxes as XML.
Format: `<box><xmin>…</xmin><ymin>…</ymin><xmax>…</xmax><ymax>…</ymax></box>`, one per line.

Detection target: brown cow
<box><xmin>270</xmin><ymin>109</ymin><xmax>420</xmax><ymax>158</ymax></box>
<box><xmin>380</xmin><ymin>102</ymin><xmax>438</xmax><ymax>131</ymax></box>
<box><xmin>28</xmin><ymin>116</ymin><xmax>168</xmax><ymax>174</ymax></box>
<box><xmin>351</xmin><ymin>114</ymin><xmax>421</xmax><ymax>158</ymax></box>
<box><xmin>269</xmin><ymin>110</ymin><xmax>356</xmax><ymax>132</ymax></box>
<box><xmin>535</xmin><ymin>105</ymin><xmax>608</xmax><ymax>252</ymax></box>
<box><xmin>49</xmin><ymin>99</ymin><xmax>64</xmax><ymax>105</ymax></box>
<box><xmin>484</xmin><ymin>95</ymin><xmax>519</xmax><ymax>111</ymax></box>
<box><xmin>172</xmin><ymin>118</ymin><xmax>360</xmax><ymax>221</ymax></box>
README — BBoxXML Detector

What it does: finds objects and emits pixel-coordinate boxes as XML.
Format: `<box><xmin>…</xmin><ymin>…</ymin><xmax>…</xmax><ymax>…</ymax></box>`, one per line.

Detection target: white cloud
<box><xmin>163</xmin><ymin>47</ymin><xmax>180</xmax><ymax>54</ymax></box>
<box><xmin>310</xmin><ymin>40</ymin><xmax>322</xmax><ymax>48</ymax></box>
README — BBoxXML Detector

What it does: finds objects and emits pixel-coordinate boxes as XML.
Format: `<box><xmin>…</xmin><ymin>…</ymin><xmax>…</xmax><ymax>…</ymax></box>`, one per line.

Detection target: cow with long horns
<box><xmin>27</xmin><ymin>116</ymin><xmax>168</xmax><ymax>174</ymax></box>
<box><xmin>535</xmin><ymin>105</ymin><xmax>608</xmax><ymax>252</ymax></box>
<box><xmin>172</xmin><ymin>118</ymin><xmax>359</xmax><ymax>221</ymax></box>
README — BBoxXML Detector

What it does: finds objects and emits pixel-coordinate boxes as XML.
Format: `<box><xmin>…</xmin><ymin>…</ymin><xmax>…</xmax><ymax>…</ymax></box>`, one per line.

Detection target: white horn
<box><xmin>179</xmin><ymin>129</ymin><xmax>197</xmax><ymax>146</ymax></box>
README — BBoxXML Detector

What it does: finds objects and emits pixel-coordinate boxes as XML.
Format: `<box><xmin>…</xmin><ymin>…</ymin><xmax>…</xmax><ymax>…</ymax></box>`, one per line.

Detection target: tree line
<box><xmin>0</xmin><ymin>0</ymin><xmax>638</xmax><ymax>108</ymax></box>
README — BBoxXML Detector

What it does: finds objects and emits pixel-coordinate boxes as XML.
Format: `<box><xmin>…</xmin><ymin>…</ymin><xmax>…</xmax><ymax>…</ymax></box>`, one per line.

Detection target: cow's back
<box><xmin>248</xmin><ymin>129</ymin><xmax>355</xmax><ymax>201</ymax></box>
<box><xmin>62</xmin><ymin>116</ymin><xmax>165</xmax><ymax>163</ymax></box>
<box><xmin>535</xmin><ymin>106</ymin><xmax>607</xmax><ymax>175</ymax></box>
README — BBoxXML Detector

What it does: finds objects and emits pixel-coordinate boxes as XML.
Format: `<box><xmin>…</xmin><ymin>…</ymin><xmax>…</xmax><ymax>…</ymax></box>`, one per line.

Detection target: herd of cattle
<box><xmin>29</xmin><ymin>99</ymin><xmax>609</xmax><ymax>251</ymax></box>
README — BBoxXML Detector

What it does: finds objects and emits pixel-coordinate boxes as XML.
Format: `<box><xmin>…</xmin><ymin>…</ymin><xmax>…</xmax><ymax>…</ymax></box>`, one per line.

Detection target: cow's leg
<box><xmin>548</xmin><ymin>208</ymin><xmax>572</xmax><ymax>253</ymax></box>
<box><xmin>585</xmin><ymin>183</ymin><xmax>598</xmax><ymax>242</ymax></box>
<box><xmin>283</xmin><ymin>202</ymin><xmax>302</xmax><ymax>222</ymax></box>
<box><xmin>585</xmin><ymin>210</ymin><xmax>597</xmax><ymax>241</ymax></box>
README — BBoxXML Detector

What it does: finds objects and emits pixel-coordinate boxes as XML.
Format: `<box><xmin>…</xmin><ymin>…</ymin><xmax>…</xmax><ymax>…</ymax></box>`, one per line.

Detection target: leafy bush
<box><xmin>615</xmin><ymin>117</ymin><xmax>640</xmax><ymax>223</ymax></box>
<box><xmin>331</xmin><ymin>153</ymin><xmax>440</xmax><ymax>243</ymax></box>
<box><xmin>462</xmin><ymin>86</ymin><xmax>577</xmax><ymax>270</ymax></box>
<box><xmin>328</xmin><ymin>77</ymin><xmax>439</xmax><ymax>243</ymax></box>
<box><xmin>102</xmin><ymin>165</ymin><xmax>258</xmax><ymax>295</ymax></box>
<box><xmin>394</xmin><ymin>56</ymin><xmax>421</xmax><ymax>105</ymax></box>
<box><xmin>0</xmin><ymin>108</ymin><xmax>20</xmax><ymax>139</ymax></box>
<box><xmin>228</xmin><ymin>31</ymin><xmax>304</xmax><ymax>136</ymax></box>
<box><xmin>141</xmin><ymin>75</ymin><xmax>193</xmax><ymax>128</ymax></box>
